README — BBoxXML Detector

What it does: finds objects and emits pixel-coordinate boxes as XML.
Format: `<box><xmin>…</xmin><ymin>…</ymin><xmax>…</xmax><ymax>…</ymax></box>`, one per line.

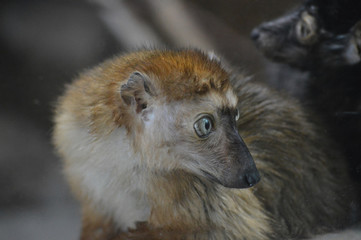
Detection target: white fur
<box><xmin>344</xmin><ymin>37</ymin><xmax>361</xmax><ymax>64</ymax></box>
<box><xmin>140</xmin><ymin>103</ymin><xmax>183</xmax><ymax>171</ymax></box>
<box><xmin>57</xmin><ymin>113</ymin><xmax>150</xmax><ymax>230</ymax></box>
<box><xmin>207</xmin><ymin>51</ymin><xmax>221</xmax><ymax>62</ymax></box>
<box><xmin>225</xmin><ymin>88</ymin><xmax>238</xmax><ymax>107</ymax></box>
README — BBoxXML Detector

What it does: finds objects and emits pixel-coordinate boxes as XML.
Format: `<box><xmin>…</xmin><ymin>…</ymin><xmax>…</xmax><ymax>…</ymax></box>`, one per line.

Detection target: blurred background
<box><xmin>1</xmin><ymin>0</ymin><xmax>359</xmax><ymax>239</ymax></box>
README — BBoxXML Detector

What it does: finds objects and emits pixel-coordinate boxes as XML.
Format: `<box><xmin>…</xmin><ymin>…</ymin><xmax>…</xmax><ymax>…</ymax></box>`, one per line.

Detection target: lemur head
<box><xmin>121</xmin><ymin>50</ymin><xmax>260</xmax><ymax>188</ymax></box>
<box><xmin>251</xmin><ymin>2</ymin><xmax>361</xmax><ymax>69</ymax></box>
<box><xmin>68</xmin><ymin>49</ymin><xmax>260</xmax><ymax>189</ymax></box>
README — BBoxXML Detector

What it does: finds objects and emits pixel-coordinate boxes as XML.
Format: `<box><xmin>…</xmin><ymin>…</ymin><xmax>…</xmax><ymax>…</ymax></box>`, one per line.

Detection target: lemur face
<box><xmin>121</xmin><ymin>70</ymin><xmax>260</xmax><ymax>189</ymax></box>
<box><xmin>173</xmin><ymin>92</ymin><xmax>259</xmax><ymax>189</ymax></box>
<box><xmin>250</xmin><ymin>5</ymin><xmax>317</xmax><ymax>68</ymax></box>
<box><xmin>188</xmin><ymin>106</ymin><xmax>260</xmax><ymax>189</ymax></box>
<box><xmin>251</xmin><ymin>4</ymin><xmax>361</xmax><ymax>69</ymax></box>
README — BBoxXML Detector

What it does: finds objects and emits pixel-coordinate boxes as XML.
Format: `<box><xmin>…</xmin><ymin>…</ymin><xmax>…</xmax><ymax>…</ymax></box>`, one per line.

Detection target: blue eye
<box><xmin>194</xmin><ymin>116</ymin><xmax>213</xmax><ymax>138</ymax></box>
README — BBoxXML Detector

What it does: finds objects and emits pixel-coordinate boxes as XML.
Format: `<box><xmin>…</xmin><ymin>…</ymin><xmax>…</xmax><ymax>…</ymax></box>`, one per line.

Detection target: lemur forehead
<box><xmin>131</xmin><ymin>49</ymin><xmax>231</xmax><ymax>101</ymax></box>
<box><xmin>206</xmin><ymin>88</ymin><xmax>238</xmax><ymax>109</ymax></box>
<box><xmin>225</xmin><ymin>88</ymin><xmax>238</xmax><ymax>107</ymax></box>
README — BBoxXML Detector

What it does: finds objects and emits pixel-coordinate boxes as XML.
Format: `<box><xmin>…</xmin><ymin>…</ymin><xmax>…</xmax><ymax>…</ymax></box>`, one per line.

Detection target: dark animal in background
<box><xmin>53</xmin><ymin>49</ymin><xmax>354</xmax><ymax>240</ymax></box>
<box><xmin>251</xmin><ymin>0</ymin><xmax>361</xmax><ymax>68</ymax></box>
<box><xmin>251</xmin><ymin>0</ymin><xmax>361</xmax><ymax>181</ymax></box>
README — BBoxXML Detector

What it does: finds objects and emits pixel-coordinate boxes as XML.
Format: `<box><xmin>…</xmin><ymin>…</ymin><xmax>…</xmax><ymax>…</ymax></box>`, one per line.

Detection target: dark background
<box><xmin>1</xmin><ymin>1</ymin><xmax>359</xmax><ymax>239</ymax></box>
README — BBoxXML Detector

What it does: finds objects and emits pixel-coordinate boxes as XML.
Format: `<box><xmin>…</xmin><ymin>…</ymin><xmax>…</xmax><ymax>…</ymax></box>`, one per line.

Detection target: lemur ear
<box><xmin>120</xmin><ymin>72</ymin><xmax>156</xmax><ymax>113</ymax></box>
<box><xmin>353</xmin><ymin>21</ymin><xmax>361</xmax><ymax>56</ymax></box>
<box><xmin>345</xmin><ymin>21</ymin><xmax>361</xmax><ymax>64</ymax></box>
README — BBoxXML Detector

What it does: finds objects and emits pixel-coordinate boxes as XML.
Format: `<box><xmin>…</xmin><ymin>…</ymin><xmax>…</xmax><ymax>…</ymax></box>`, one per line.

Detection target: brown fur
<box><xmin>53</xmin><ymin>49</ymin><xmax>353</xmax><ymax>240</ymax></box>
<box><xmin>55</xmin><ymin>49</ymin><xmax>229</xmax><ymax>135</ymax></box>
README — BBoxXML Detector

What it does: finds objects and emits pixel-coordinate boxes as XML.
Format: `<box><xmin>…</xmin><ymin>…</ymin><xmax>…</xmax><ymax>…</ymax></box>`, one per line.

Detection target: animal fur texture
<box><xmin>251</xmin><ymin>2</ymin><xmax>361</xmax><ymax>182</ymax></box>
<box><xmin>53</xmin><ymin>49</ymin><xmax>354</xmax><ymax>240</ymax></box>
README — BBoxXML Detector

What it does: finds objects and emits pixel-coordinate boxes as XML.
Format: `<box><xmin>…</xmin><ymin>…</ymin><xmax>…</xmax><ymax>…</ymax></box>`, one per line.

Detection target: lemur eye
<box><xmin>235</xmin><ymin>109</ymin><xmax>240</xmax><ymax>121</ymax></box>
<box><xmin>296</xmin><ymin>12</ymin><xmax>317</xmax><ymax>45</ymax></box>
<box><xmin>194</xmin><ymin>116</ymin><xmax>213</xmax><ymax>138</ymax></box>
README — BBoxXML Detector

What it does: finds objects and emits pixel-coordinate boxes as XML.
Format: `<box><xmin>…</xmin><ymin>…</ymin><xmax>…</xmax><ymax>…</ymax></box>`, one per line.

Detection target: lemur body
<box><xmin>251</xmin><ymin>1</ymin><xmax>361</xmax><ymax>181</ymax></box>
<box><xmin>54</xmin><ymin>49</ymin><xmax>352</xmax><ymax>240</ymax></box>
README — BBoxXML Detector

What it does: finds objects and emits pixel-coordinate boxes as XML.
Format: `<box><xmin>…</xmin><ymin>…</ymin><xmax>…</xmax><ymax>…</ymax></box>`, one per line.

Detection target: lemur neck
<box><xmin>145</xmin><ymin>170</ymin><xmax>218</xmax><ymax>230</ymax></box>
<box><xmin>144</xmin><ymin>170</ymin><xmax>272</xmax><ymax>240</ymax></box>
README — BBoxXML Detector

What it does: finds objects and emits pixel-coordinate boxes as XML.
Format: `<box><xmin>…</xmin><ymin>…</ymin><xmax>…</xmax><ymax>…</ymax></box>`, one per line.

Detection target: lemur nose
<box><xmin>251</xmin><ymin>28</ymin><xmax>260</xmax><ymax>41</ymax></box>
<box><xmin>245</xmin><ymin>171</ymin><xmax>261</xmax><ymax>187</ymax></box>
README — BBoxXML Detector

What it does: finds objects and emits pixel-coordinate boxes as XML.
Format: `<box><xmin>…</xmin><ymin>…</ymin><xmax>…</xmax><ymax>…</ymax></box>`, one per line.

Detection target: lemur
<box><xmin>251</xmin><ymin>0</ymin><xmax>361</xmax><ymax>68</ymax></box>
<box><xmin>251</xmin><ymin>0</ymin><xmax>361</xmax><ymax>181</ymax></box>
<box><xmin>53</xmin><ymin>49</ymin><xmax>353</xmax><ymax>240</ymax></box>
